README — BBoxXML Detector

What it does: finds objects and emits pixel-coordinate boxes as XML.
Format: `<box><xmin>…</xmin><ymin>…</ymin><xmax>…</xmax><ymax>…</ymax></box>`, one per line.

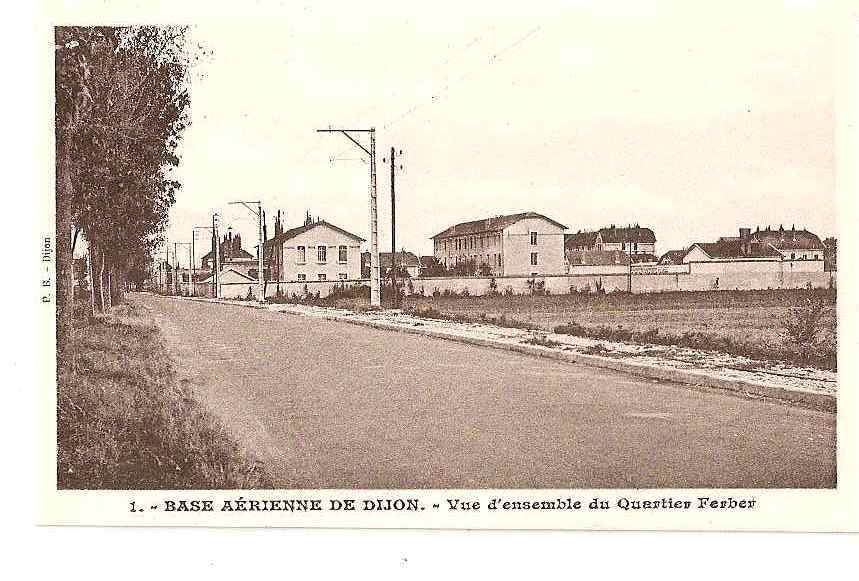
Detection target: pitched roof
<box><xmin>431</xmin><ymin>212</ymin><xmax>567</xmax><ymax>239</ymax></box>
<box><xmin>200</xmin><ymin>244</ymin><xmax>254</xmax><ymax>262</ymax></box>
<box><xmin>748</xmin><ymin>227</ymin><xmax>824</xmax><ymax>251</ymax></box>
<box><xmin>564</xmin><ymin>231</ymin><xmax>598</xmax><ymax>249</ymax></box>
<box><xmin>597</xmin><ymin>225</ymin><xmax>656</xmax><ymax>244</ymax></box>
<box><xmin>692</xmin><ymin>240</ymin><xmax>782</xmax><ymax>260</ymax></box>
<box><xmin>361</xmin><ymin>251</ymin><xmax>421</xmax><ymax>267</ymax></box>
<box><xmin>265</xmin><ymin>220</ymin><xmax>365</xmax><ymax>247</ymax></box>
<box><xmin>658</xmin><ymin>250</ymin><xmax>688</xmax><ymax>265</ymax></box>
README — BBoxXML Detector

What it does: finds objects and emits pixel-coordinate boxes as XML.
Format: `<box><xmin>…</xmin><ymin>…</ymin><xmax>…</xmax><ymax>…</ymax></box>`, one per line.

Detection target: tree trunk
<box><xmin>98</xmin><ymin>250</ymin><xmax>107</xmax><ymax>313</ymax></box>
<box><xmin>86</xmin><ymin>248</ymin><xmax>96</xmax><ymax>318</ymax></box>
<box><xmin>104</xmin><ymin>253</ymin><xmax>112</xmax><ymax>311</ymax></box>
<box><xmin>55</xmin><ymin>126</ymin><xmax>75</xmax><ymax>350</ymax></box>
<box><xmin>110</xmin><ymin>264</ymin><xmax>124</xmax><ymax>305</ymax></box>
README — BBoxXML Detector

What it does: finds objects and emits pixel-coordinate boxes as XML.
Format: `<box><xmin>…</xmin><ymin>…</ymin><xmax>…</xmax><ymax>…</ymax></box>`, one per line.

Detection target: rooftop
<box><xmin>431</xmin><ymin>212</ymin><xmax>567</xmax><ymax>239</ymax></box>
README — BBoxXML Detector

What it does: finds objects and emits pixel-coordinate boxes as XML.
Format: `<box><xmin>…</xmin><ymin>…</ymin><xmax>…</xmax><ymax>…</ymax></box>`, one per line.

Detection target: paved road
<box><xmin>136</xmin><ymin>294</ymin><xmax>836</xmax><ymax>488</ymax></box>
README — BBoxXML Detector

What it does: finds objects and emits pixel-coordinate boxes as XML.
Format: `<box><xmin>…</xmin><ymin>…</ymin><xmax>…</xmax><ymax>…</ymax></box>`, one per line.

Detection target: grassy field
<box><xmin>323</xmin><ymin>289</ymin><xmax>837</xmax><ymax>370</ymax></box>
<box><xmin>57</xmin><ymin>300</ymin><xmax>272</xmax><ymax>489</ymax></box>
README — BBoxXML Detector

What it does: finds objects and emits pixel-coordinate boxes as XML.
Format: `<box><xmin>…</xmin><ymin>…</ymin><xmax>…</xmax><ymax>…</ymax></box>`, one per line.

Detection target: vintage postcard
<box><xmin>39</xmin><ymin>0</ymin><xmax>858</xmax><ymax>530</ymax></box>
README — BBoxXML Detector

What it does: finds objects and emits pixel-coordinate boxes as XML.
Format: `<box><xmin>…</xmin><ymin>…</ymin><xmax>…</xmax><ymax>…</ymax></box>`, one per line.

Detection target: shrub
<box><xmin>785</xmin><ymin>294</ymin><xmax>829</xmax><ymax>362</ymax></box>
<box><xmin>245</xmin><ymin>287</ymin><xmax>255</xmax><ymax>301</ymax></box>
<box><xmin>503</xmin><ymin>286</ymin><xmax>515</xmax><ymax>297</ymax></box>
<box><xmin>487</xmin><ymin>277</ymin><xmax>499</xmax><ymax>297</ymax></box>
<box><xmin>523</xmin><ymin>333</ymin><xmax>561</xmax><ymax>348</ymax></box>
<box><xmin>554</xmin><ymin>321</ymin><xmax>588</xmax><ymax>336</ymax></box>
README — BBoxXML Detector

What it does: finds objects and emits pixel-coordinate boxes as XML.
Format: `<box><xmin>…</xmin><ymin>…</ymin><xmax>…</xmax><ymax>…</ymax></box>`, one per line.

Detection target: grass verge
<box><xmin>57</xmin><ymin>301</ymin><xmax>272</xmax><ymax>489</ymax></box>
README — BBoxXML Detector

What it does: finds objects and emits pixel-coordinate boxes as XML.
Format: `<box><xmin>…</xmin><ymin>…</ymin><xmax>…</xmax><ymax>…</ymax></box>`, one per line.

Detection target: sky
<box><xmin>162</xmin><ymin>2</ymin><xmax>840</xmax><ymax>268</ymax></box>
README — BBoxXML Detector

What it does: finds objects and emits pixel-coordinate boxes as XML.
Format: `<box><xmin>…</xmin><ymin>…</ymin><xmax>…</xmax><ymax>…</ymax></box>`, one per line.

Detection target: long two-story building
<box><xmin>431</xmin><ymin>212</ymin><xmax>567</xmax><ymax>276</ymax></box>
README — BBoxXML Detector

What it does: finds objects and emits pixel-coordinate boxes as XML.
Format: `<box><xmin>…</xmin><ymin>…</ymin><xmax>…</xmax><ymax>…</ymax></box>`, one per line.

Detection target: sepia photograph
<box><xmin>41</xmin><ymin>1</ymin><xmax>859</xmax><ymax>533</ymax></box>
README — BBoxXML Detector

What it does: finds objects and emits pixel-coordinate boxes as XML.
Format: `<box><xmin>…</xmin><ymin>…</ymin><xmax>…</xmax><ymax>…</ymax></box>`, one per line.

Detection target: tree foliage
<box><xmin>55</xmin><ymin>26</ymin><xmax>200</xmax><ymax>330</ymax></box>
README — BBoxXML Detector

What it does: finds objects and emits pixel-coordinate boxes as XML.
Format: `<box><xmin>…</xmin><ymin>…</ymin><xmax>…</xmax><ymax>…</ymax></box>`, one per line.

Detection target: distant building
<box><xmin>564</xmin><ymin>224</ymin><xmax>656</xmax><ymax>258</ymax></box>
<box><xmin>742</xmin><ymin>225</ymin><xmax>826</xmax><ymax>262</ymax></box>
<box><xmin>200</xmin><ymin>230</ymin><xmax>257</xmax><ymax>277</ymax></box>
<box><xmin>684</xmin><ymin>226</ymin><xmax>824</xmax><ymax>272</ymax></box>
<box><xmin>657</xmin><ymin>249</ymin><xmax>688</xmax><ymax>266</ymax></box>
<box><xmin>362</xmin><ymin>251</ymin><xmax>421</xmax><ymax>279</ymax></box>
<box><xmin>264</xmin><ymin>214</ymin><xmax>364</xmax><ymax>282</ymax></box>
<box><xmin>431</xmin><ymin>211</ymin><xmax>567</xmax><ymax>276</ymax></box>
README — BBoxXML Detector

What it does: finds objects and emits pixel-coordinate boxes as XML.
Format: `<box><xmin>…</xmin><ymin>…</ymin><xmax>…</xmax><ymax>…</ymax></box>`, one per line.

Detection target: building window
<box><xmin>249</xmin><ymin>269</ymin><xmax>258</xmax><ymax>279</ymax></box>
<box><xmin>338</xmin><ymin>273</ymin><xmax>348</xmax><ymax>280</ymax></box>
<box><xmin>297</xmin><ymin>273</ymin><xmax>306</xmax><ymax>282</ymax></box>
<box><xmin>318</xmin><ymin>273</ymin><xmax>327</xmax><ymax>281</ymax></box>
<box><xmin>297</xmin><ymin>246</ymin><xmax>306</xmax><ymax>263</ymax></box>
<box><xmin>530</xmin><ymin>252</ymin><xmax>538</xmax><ymax>266</ymax></box>
<box><xmin>338</xmin><ymin>245</ymin><xmax>347</xmax><ymax>263</ymax></box>
<box><xmin>530</xmin><ymin>231</ymin><xmax>538</xmax><ymax>245</ymax></box>
<box><xmin>318</xmin><ymin>245</ymin><xmax>327</xmax><ymax>263</ymax></box>
<box><xmin>791</xmin><ymin>252</ymin><xmax>795</xmax><ymax>260</ymax></box>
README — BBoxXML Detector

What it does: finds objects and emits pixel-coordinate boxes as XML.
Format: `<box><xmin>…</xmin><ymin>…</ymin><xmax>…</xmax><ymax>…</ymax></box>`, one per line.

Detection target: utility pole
<box><xmin>213</xmin><ymin>213</ymin><xmax>221</xmax><ymax>298</ymax></box>
<box><xmin>164</xmin><ymin>243</ymin><xmax>169</xmax><ymax>294</ymax></box>
<box><xmin>173</xmin><ymin>242</ymin><xmax>179</xmax><ymax>295</ymax></box>
<box><xmin>193</xmin><ymin>225</ymin><xmax>215</xmax><ymax>298</ymax></box>
<box><xmin>228</xmin><ymin>200</ymin><xmax>265</xmax><ymax>303</ymax></box>
<box><xmin>188</xmin><ymin>243</ymin><xmax>193</xmax><ymax>296</ymax></box>
<box><xmin>191</xmin><ymin>230</ymin><xmax>195</xmax><ymax>296</ymax></box>
<box><xmin>317</xmin><ymin>127</ymin><xmax>380</xmax><ymax>308</ymax></box>
<box><xmin>384</xmin><ymin>147</ymin><xmax>404</xmax><ymax>308</ymax></box>
<box><xmin>390</xmin><ymin>147</ymin><xmax>396</xmax><ymax>307</ymax></box>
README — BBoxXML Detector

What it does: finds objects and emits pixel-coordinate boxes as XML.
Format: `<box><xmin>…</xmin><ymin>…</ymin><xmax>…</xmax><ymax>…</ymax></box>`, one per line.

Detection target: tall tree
<box><xmin>55</xmin><ymin>26</ymin><xmax>198</xmax><ymax>336</ymax></box>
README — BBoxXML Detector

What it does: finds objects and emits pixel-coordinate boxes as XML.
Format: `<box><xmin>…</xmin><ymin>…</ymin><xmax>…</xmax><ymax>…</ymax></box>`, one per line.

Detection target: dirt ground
<box><xmin>325</xmin><ymin>289</ymin><xmax>837</xmax><ymax>365</ymax></box>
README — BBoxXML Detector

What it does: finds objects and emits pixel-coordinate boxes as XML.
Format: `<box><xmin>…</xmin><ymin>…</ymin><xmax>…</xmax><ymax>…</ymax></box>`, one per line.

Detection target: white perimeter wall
<box><xmin>209</xmin><ymin>259</ymin><xmax>835</xmax><ymax>300</ymax></box>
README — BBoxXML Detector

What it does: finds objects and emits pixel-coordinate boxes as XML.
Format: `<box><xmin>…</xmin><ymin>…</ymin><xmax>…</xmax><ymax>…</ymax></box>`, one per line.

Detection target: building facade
<box><xmin>264</xmin><ymin>217</ymin><xmax>364</xmax><ymax>282</ymax></box>
<box><xmin>431</xmin><ymin>212</ymin><xmax>567</xmax><ymax>276</ymax></box>
<box><xmin>682</xmin><ymin>226</ymin><xmax>826</xmax><ymax>280</ymax></box>
<box><xmin>564</xmin><ymin>225</ymin><xmax>656</xmax><ymax>257</ymax></box>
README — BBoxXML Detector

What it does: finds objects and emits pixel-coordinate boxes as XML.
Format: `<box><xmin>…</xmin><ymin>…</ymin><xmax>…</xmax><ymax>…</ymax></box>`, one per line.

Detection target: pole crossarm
<box><xmin>228</xmin><ymin>201</ymin><xmax>261</xmax><ymax>218</ymax></box>
<box><xmin>316</xmin><ymin>128</ymin><xmax>372</xmax><ymax>156</ymax></box>
<box><xmin>316</xmin><ymin>125</ymin><xmax>380</xmax><ymax>307</ymax></box>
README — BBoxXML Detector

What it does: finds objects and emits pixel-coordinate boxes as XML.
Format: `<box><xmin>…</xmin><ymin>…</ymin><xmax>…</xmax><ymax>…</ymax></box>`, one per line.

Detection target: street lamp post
<box><xmin>228</xmin><ymin>200</ymin><xmax>265</xmax><ymax>303</ymax></box>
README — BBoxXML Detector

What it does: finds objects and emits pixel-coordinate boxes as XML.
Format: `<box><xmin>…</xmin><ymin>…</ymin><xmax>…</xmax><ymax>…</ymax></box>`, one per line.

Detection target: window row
<box><xmin>295</xmin><ymin>273</ymin><xmax>349</xmax><ymax>281</ymax></box>
<box><xmin>295</xmin><ymin>245</ymin><xmax>349</xmax><ymax>264</ymax></box>
<box><xmin>444</xmin><ymin>234</ymin><xmax>501</xmax><ymax>253</ymax></box>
